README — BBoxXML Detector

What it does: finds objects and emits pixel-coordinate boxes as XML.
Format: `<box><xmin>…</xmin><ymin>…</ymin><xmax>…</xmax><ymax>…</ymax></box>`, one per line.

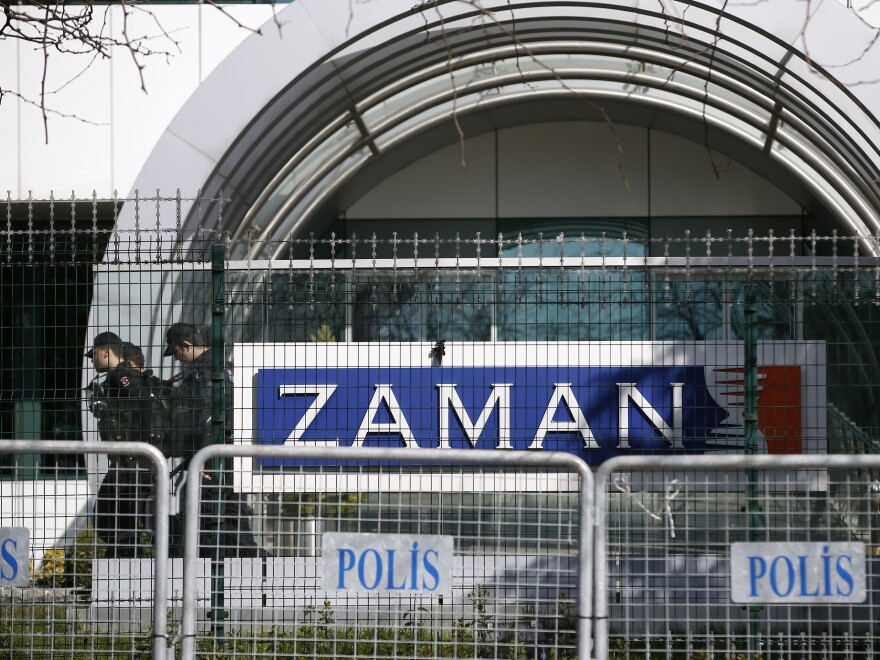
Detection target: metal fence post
<box><xmin>593</xmin><ymin>464</ymin><xmax>610</xmax><ymax>660</ymax></box>
<box><xmin>743</xmin><ymin>285</ymin><xmax>764</xmax><ymax>652</ymax></box>
<box><xmin>577</xmin><ymin>459</ymin><xmax>595</xmax><ymax>660</ymax></box>
<box><xmin>208</xmin><ymin>242</ymin><xmax>228</xmax><ymax>647</ymax></box>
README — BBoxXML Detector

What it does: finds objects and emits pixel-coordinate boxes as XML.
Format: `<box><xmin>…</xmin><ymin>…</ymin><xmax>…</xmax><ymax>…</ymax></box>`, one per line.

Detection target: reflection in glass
<box><xmin>654</xmin><ymin>279</ymin><xmax>793</xmax><ymax>341</ymax></box>
<box><xmin>498</xmin><ymin>233</ymin><xmax>649</xmax><ymax>341</ymax></box>
<box><xmin>352</xmin><ymin>276</ymin><xmax>491</xmax><ymax>342</ymax></box>
<box><xmin>263</xmin><ymin>273</ymin><xmax>346</xmax><ymax>343</ymax></box>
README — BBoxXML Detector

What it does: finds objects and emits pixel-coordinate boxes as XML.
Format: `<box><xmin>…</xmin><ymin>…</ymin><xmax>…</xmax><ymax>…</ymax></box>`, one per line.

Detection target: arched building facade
<box><xmin>122</xmin><ymin>0</ymin><xmax>880</xmax><ymax>243</ymax></box>
<box><xmin>100</xmin><ymin>0</ymin><xmax>880</xmax><ymax>437</ymax></box>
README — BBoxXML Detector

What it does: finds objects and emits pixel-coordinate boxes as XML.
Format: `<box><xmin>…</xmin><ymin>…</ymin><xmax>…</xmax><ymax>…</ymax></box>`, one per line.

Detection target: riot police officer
<box><xmin>86</xmin><ymin>331</ymin><xmax>153</xmax><ymax>557</ymax></box>
<box><xmin>163</xmin><ymin>322</ymin><xmax>265</xmax><ymax>558</ymax></box>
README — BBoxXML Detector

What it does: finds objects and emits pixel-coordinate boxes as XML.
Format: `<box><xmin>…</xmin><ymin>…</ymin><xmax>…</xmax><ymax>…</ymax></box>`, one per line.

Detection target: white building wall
<box><xmin>0</xmin><ymin>5</ymin><xmax>275</xmax><ymax>199</ymax></box>
<box><xmin>1</xmin><ymin>480</ymin><xmax>91</xmax><ymax>554</ymax></box>
<box><xmin>347</xmin><ymin>132</ymin><xmax>497</xmax><ymax>219</ymax></box>
<box><xmin>648</xmin><ymin>132</ymin><xmax>802</xmax><ymax>217</ymax></box>
<box><xmin>497</xmin><ymin>123</ymin><xmax>649</xmax><ymax>219</ymax></box>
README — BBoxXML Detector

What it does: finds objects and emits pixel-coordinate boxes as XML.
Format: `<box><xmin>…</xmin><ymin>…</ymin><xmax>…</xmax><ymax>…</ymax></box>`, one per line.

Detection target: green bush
<box><xmin>32</xmin><ymin>526</ymin><xmax>107</xmax><ymax>592</ymax></box>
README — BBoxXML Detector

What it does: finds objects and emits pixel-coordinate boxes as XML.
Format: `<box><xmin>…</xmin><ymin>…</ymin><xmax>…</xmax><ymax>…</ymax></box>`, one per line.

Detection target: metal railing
<box><xmin>0</xmin><ymin>440</ymin><xmax>170</xmax><ymax>660</ymax></box>
<box><xmin>6</xmin><ymin>444</ymin><xmax>880</xmax><ymax>658</ymax></box>
<box><xmin>594</xmin><ymin>454</ymin><xmax>880</xmax><ymax>660</ymax></box>
<box><xmin>179</xmin><ymin>445</ymin><xmax>594</xmax><ymax>660</ymax></box>
<box><xmin>2</xmin><ymin>217</ymin><xmax>880</xmax><ymax>656</ymax></box>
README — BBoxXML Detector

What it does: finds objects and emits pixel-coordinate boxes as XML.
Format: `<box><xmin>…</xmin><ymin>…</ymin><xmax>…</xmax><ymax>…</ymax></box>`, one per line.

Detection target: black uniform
<box><xmin>169</xmin><ymin>348</ymin><xmax>232</xmax><ymax>461</ymax></box>
<box><xmin>92</xmin><ymin>362</ymin><xmax>154</xmax><ymax>557</ymax></box>
<box><xmin>170</xmin><ymin>349</ymin><xmax>262</xmax><ymax>557</ymax></box>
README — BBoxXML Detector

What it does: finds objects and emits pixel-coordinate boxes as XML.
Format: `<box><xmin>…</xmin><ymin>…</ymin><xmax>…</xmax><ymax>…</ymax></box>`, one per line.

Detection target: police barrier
<box><xmin>593</xmin><ymin>454</ymin><xmax>880</xmax><ymax>660</ymax></box>
<box><xmin>6</xmin><ymin>445</ymin><xmax>879</xmax><ymax>659</ymax></box>
<box><xmin>0</xmin><ymin>440</ymin><xmax>170</xmax><ymax>660</ymax></box>
<box><xmin>179</xmin><ymin>445</ymin><xmax>594</xmax><ymax>660</ymax></box>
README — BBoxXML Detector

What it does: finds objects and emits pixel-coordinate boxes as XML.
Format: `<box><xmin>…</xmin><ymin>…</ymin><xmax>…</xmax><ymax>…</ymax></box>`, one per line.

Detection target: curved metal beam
<box><xmin>238</xmin><ymin>48</ymin><xmax>878</xmax><ymax>258</ymax></box>
<box><xmin>274</xmin><ymin>88</ymin><xmax>878</xmax><ymax>258</ymax></box>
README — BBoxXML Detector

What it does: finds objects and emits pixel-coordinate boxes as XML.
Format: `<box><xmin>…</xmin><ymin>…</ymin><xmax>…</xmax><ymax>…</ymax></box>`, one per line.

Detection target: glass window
<box><xmin>0</xmin><ymin>214</ymin><xmax>113</xmax><ymax>479</ymax></box>
<box><xmin>497</xmin><ymin>219</ymin><xmax>650</xmax><ymax>341</ymax></box>
<box><xmin>351</xmin><ymin>277</ymin><xmax>492</xmax><ymax>342</ymax></box>
<box><xmin>259</xmin><ymin>273</ymin><xmax>347</xmax><ymax>343</ymax></box>
<box><xmin>653</xmin><ymin>279</ymin><xmax>794</xmax><ymax>341</ymax></box>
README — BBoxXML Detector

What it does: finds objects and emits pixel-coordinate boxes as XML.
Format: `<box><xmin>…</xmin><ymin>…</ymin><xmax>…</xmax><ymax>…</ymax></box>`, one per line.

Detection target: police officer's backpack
<box><xmin>143</xmin><ymin>371</ymin><xmax>174</xmax><ymax>457</ymax></box>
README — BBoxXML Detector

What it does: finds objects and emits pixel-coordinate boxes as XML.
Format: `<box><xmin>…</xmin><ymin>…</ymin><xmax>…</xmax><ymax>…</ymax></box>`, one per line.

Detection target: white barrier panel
<box><xmin>594</xmin><ymin>454</ymin><xmax>880</xmax><ymax>660</ymax></box>
<box><xmin>180</xmin><ymin>445</ymin><xmax>593</xmax><ymax>660</ymax></box>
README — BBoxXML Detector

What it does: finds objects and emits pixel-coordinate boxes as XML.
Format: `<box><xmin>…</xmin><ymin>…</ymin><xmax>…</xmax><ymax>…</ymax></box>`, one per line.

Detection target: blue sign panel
<box><xmin>251</xmin><ymin>365</ymin><xmax>728</xmax><ymax>467</ymax></box>
<box><xmin>0</xmin><ymin>528</ymin><xmax>30</xmax><ymax>587</ymax></box>
<box><xmin>232</xmin><ymin>342</ymin><xmax>826</xmax><ymax>490</ymax></box>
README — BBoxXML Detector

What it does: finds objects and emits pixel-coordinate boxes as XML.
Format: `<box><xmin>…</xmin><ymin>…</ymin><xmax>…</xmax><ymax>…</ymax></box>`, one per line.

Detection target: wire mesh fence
<box><xmin>2</xmin><ymin>195</ymin><xmax>880</xmax><ymax>657</ymax></box>
<box><xmin>594</xmin><ymin>455</ymin><xmax>880</xmax><ymax>660</ymax></box>
<box><xmin>0</xmin><ymin>440</ymin><xmax>170</xmax><ymax>660</ymax></box>
<box><xmin>178</xmin><ymin>446</ymin><xmax>592</xmax><ymax>660</ymax></box>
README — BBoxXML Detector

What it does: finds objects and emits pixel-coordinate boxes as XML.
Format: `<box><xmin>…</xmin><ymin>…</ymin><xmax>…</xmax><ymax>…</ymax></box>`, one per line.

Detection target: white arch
<box><xmin>120</xmin><ymin>0</ymin><xmax>880</xmax><ymax>236</ymax></box>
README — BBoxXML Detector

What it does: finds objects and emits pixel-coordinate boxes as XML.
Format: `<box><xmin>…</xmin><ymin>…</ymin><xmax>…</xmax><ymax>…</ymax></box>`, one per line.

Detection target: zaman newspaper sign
<box><xmin>232</xmin><ymin>342</ymin><xmax>825</xmax><ymax>492</ymax></box>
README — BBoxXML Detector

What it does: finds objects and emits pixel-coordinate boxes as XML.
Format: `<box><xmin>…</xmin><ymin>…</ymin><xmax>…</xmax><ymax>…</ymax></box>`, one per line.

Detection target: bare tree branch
<box><xmin>702</xmin><ymin>0</ymin><xmax>734</xmax><ymax>179</ymax></box>
<box><xmin>431</xmin><ymin>0</ymin><xmax>468</xmax><ymax>170</ymax></box>
<box><xmin>0</xmin><ymin>89</ymin><xmax>106</xmax><ymax>125</ymax></box>
<box><xmin>0</xmin><ymin>1</ymin><xmax>265</xmax><ymax>141</ymax></box>
<box><xmin>202</xmin><ymin>0</ymin><xmax>262</xmax><ymax>37</ymax></box>
<box><xmin>40</xmin><ymin>2</ymin><xmax>50</xmax><ymax>143</ymax></box>
<box><xmin>454</xmin><ymin>0</ymin><xmax>631</xmax><ymax>189</ymax></box>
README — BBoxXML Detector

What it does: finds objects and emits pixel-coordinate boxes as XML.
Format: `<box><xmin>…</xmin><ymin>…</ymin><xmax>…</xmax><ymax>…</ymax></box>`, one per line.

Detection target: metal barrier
<box><xmin>6</xmin><ymin>446</ymin><xmax>880</xmax><ymax>659</ymax></box>
<box><xmin>0</xmin><ymin>440</ymin><xmax>170</xmax><ymax>660</ymax></box>
<box><xmin>179</xmin><ymin>445</ymin><xmax>594</xmax><ymax>660</ymax></box>
<box><xmin>594</xmin><ymin>454</ymin><xmax>880</xmax><ymax>660</ymax></box>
